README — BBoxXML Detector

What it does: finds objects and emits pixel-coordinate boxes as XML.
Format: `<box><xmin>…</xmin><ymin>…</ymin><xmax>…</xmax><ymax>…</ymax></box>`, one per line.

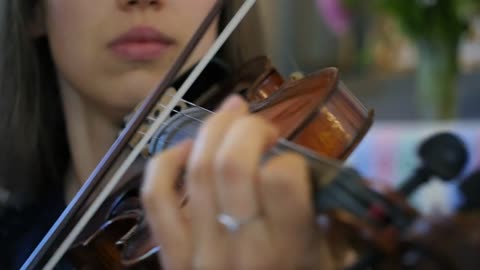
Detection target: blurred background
<box><xmin>256</xmin><ymin>0</ymin><xmax>480</xmax><ymax>214</ymax></box>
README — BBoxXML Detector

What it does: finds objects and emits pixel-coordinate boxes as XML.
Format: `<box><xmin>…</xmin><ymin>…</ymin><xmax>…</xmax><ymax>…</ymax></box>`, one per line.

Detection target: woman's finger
<box><xmin>215</xmin><ymin>115</ymin><xmax>278</xmax><ymax>219</ymax></box>
<box><xmin>260</xmin><ymin>153</ymin><xmax>313</xmax><ymax>230</ymax></box>
<box><xmin>259</xmin><ymin>153</ymin><xmax>320</xmax><ymax>268</ymax></box>
<box><xmin>214</xmin><ymin>115</ymin><xmax>278</xmax><ymax>269</ymax></box>
<box><xmin>141</xmin><ymin>140</ymin><xmax>193</xmax><ymax>270</ymax></box>
<box><xmin>185</xmin><ymin>95</ymin><xmax>248</xmax><ymax>268</ymax></box>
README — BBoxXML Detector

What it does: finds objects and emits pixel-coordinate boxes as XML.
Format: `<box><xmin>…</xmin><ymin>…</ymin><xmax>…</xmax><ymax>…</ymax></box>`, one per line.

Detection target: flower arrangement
<box><xmin>317</xmin><ymin>0</ymin><xmax>480</xmax><ymax>119</ymax></box>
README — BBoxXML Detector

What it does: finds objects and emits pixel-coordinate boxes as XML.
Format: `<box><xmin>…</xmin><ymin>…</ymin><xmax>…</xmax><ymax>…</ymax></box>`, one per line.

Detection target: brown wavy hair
<box><xmin>0</xmin><ymin>0</ymin><xmax>264</xmax><ymax>210</ymax></box>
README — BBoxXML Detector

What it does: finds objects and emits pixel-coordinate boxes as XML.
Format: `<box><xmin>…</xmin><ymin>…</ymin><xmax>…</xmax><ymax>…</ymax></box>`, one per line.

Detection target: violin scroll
<box><xmin>399</xmin><ymin>132</ymin><xmax>468</xmax><ymax>195</ymax></box>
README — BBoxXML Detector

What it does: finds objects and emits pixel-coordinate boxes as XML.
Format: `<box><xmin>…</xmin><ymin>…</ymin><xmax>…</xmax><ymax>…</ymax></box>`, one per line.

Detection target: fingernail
<box><xmin>218</xmin><ymin>94</ymin><xmax>245</xmax><ymax>111</ymax></box>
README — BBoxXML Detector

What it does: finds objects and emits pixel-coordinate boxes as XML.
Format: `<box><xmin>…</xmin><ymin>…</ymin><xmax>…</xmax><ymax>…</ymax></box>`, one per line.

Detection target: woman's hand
<box><xmin>141</xmin><ymin>95</ymin><xmax>335</xmax><ymax>270</ymax></box>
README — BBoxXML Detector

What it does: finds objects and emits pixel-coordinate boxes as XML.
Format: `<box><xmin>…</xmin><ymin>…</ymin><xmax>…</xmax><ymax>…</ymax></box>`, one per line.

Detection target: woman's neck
<box><xmin>59</xmin><ymin>79</ymin><xmax>124</xmax><ymax>186</ymax></box>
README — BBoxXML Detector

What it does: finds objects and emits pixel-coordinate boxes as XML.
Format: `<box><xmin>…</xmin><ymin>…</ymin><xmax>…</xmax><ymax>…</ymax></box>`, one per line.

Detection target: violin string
<box><xmin>140</xmin><ymin>113</ymin><xmax>203</xmax><ymax>152</ymax></box>
<box><xmin>322</xmin><ymin>182</ymin><xmax>369</xmax><ymax>220</ymax></box>
<box><xmin>163</xmin><ymin>92</ymin><xmax>215</xmax><ymax>115</ymax></box>
<box><xmin>146</xmin><ymin>87</ymin><xmax>254</xmax><ymax>145</ymax></box>
<box><xmin>130</xmin><ymin>95</ymin><xmax>214</xmax><ymax>147</ymax></box>
<box><xmin>132</xmin><ymin>102</ymin><xmax>211</xmax><ymax>152</ymax></box>
<box><xmin>141</xmin><ymin>106</ymin><xmax>207</xmax><ymax>146</ymax></box>
<box><xmin>146</xmin><ymin>106</ymin><xmax>207</xmax><ymax>125</ymax></box>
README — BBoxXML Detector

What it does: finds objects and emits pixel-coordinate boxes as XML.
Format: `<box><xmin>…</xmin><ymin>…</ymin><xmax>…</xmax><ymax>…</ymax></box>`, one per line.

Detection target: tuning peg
<box><xmin>399</xmin><ymin>132</ymin><xmax>468</xmax><ymax>196</ymax></box>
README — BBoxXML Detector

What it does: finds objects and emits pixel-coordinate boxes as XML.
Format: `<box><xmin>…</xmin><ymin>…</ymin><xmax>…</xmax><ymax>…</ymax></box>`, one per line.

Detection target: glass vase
<box><xmin>416</xmin><ymin>39</ymin><xmax>459</xmax><ymax>120</ymax></box>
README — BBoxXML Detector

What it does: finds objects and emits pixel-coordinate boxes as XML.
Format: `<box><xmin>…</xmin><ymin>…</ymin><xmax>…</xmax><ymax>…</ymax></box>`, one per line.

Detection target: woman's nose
<box><xmin>117</xmin><ymin>0</ymin><xmax>161</xmax><ymax>11</ymax></box>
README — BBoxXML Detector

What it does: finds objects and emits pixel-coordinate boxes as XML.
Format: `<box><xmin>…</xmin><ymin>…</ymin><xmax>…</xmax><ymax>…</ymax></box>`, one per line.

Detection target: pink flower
<box><xmin>315</xmin><ymin>0</ymin><xmax>352</xmax><ymax>36</ymax></box>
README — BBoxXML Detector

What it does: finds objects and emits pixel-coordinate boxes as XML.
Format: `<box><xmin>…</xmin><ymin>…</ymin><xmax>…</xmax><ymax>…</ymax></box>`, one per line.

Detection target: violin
<box><xmin>21</xmin><ymin>0</ymin><xmax>480</xmax><ymax>269</ymax></box>
<box><xmin>49</xmin><ymin>55</ymin><xmax>370</xmax><ymax>269</ymax></box>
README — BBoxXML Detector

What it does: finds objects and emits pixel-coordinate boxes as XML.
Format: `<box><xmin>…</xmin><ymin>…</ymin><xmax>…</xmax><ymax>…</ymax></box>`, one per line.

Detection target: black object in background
<box><xmin>459</xmin><ymin>170</ymin><xmax>480</xmax><ymax>211</ymax></box>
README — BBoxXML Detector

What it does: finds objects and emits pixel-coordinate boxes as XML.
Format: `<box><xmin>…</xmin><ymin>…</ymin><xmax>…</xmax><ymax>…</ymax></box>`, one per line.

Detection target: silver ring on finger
<box><xmin>217</xmin><ymin>213</ymin><xmax>261</xmax><ymax>233</ymax></box>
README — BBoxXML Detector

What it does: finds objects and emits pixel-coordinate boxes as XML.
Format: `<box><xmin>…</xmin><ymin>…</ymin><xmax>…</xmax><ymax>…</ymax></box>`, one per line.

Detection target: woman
<box><xmin>0</xmin><ymin>0</ymin><xmax>335</xmax><ymax>269</ymax></box>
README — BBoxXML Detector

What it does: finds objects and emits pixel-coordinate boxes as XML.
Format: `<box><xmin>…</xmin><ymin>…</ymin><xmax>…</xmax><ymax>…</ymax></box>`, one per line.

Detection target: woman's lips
<box><xmin>108</xmin><ymin>27</ymin><xmax>175</xmax><ymax>61</ymax></box>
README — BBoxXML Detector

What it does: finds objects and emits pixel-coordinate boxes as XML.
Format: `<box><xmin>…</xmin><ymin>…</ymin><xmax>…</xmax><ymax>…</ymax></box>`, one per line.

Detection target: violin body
<box><xmin>64</xmin><ymin>58</ymin><xmax>374</xmax><ymax>269</ymax></box>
